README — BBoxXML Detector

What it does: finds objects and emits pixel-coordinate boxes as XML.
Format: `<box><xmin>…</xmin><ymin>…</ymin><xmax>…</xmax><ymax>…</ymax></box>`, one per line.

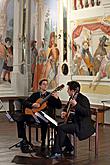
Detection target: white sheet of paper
<box><xmin>41</xmin><ymin>111</ymin><xmax>58</xmax><ymax>126</ymax></box>
<box><xmin>35</xmin><ymin>112</ymin><xmax>48</xmax><ymax>123</ymax></box>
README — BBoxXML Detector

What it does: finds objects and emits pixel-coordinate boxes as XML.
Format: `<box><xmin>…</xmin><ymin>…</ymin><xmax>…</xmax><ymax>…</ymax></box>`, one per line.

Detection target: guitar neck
<box><xmin>39</xmin><ymin>84</ymin><xmax>64</xmax><ymax>105</ymax></box>
<box><xmin>40</xmin><ymin>93</ymin><xmax>51</xmax><ymax>105</ymax></box>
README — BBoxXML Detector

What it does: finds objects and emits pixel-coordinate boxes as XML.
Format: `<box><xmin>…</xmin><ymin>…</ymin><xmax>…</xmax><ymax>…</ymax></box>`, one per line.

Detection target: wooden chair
<box><xmin>27</xmin><ymin>122</ymin><xmax>41</xmax><ymax>144</ymax></box>
<box><xmin>72</xmin><ymin>108</ymin><xmax>99</xmax><ymax>158</ymax></box>
<box><xmin>27</xmin><ymin>122</ymin><xmax>55</xmax><ymax>148</ymax></box>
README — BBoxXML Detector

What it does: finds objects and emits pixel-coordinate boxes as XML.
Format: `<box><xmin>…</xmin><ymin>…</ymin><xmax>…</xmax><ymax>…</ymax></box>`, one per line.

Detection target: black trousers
<box><xmin>14</xmin><ymin>111</ymin><xmax>48</xmax><ymax>142</ymax></box>
<box><xmin>53</xmin><ymin>122</ymin><xmax>75</xmax><ymax>154</ymax></box>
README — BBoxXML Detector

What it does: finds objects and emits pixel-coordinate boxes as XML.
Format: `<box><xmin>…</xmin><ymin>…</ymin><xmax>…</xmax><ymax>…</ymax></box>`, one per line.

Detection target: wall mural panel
<box><xmin>0</xmin><ymin>0</ymin><xmax>14</xmax><ymax>88</ymax></box>
<box><xmin>32</xmin><ymin>32</ymin><xmax>60</xmax><ymax>91</ymax></box>
<box><xmin>71</xmin><ymin>16</ymin><xmax>110</xmax><ymax>90</ymax></box>
<box><xmin>32</xmin><ymin>0</ymin><xmax>59</xmax><ymax>91</ymax></box>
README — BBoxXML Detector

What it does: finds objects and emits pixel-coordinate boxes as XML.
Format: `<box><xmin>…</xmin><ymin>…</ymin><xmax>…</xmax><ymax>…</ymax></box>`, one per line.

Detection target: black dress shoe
<box><xmin>21</xmin><ymin>146</ymin><xmax>32</xmax><ymax>153</ymax></box>
<box><xmin>20</xmin><ymin>140</ymin><xmax>32</xmax><ymax>153</ymax></box>
<box><xmin>63</xmin><ymin>146</ymin><xmax>74</xmax><ymax>156</ymax></box>
<box><xmin>50</xmin><ymin>153</ymin><xmax>62</xmax><ymax>159</ymax></box>
<box><xmin>3</xmin><ymin>78</ymin><xmax>6</xmax><ymax>81</ymax></box>
<box><xmin>8</xmin><ymin>79</ymin><xmax>11</xmax><ymax>83</ymax></box>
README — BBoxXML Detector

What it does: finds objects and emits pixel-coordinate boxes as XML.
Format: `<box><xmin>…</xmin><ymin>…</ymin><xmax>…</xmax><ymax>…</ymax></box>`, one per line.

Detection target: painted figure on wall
<box><xmin>43</xmin><ymin>47</ymin><xmax>59</xmax><ymax>88</ymax></box>
<box><xmin>0</xmin><ymin>0</ymin><xmax>14</xmax><ymax>86</ymax></box>
<box><xmin>72</xmin><ymin>20</ymin><xmax>110</xmax><ymax>77</ymax></box>
<box><xmin>73</xmin><ymin>0</ymin><xmax>101</xmax><ymax>10</ymax></box>
<box><xmin>72</xmin><ymin>43</ymin><xmax>88</xmax><ymax>75</ymax></box>
<box><xmin>89</xmin><ymin>51</ymin><xmax>110</xmax><ymax>90</ymax></box>
<box><xmin>72</xmin><ymin>28</ymin><xmax>94</xmax><ymax>76</ymax></box>
<box><xmin>33</xmin><ymin>40</ymin><xmax>47</xmax><ymax>91</ymax></box>
<box><xmin>73</xmin><ymin>0</ymin><xmax>83</xmax><ymax>10</ymax></box>
<box><xmin>32</xmin><ymin>31</ymin><xmax>59</xmax><ymax>91</ymax></box>
<box><xmin>47</xmin><ymin>31</ymin><xmax>57</xmax><ymax>57</ymax></box>
<box><xmin>30</xmin><ymin>40</ymin><xmax>38</xmax><ymax>87</ymax></box>
<box><xmin>0</xmin><ymin>35</ymin><xmax>6</xmax><ymax>82</ymax></box>
<box><xmin>72</xmin><ymin>23</ymin><xmax>110</xmax><ymax>90</ymax></box>
<box><xmin>93</xmin><ymin>35</ymin><xmax>109</xmax><ymax>75</ymax></box>
<box><xmin>89</xmin><ymin>37</ymin><xmax>110</xmax><ymax>90</ymax></box>
<box><xmin>2</xmin><ymin>37</ymin><xmax>13</xmax><ymax>83</ymax></box>
<box><xmin>81</xmin><ymin>40</ymin><xmax>94</xmax><ymax>75</ymax></box>
<box><xmin>44</xmin><ymin>31</ymin><xmax>59</xmax><ymax>89</ymax></box>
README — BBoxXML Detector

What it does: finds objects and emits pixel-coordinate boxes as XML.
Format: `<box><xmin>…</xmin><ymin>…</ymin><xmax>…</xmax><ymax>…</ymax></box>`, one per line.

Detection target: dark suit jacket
<box><xmin>64</xmin><ymin>93</ymin><xmax>95</xmax><ymax>140</ymax></box>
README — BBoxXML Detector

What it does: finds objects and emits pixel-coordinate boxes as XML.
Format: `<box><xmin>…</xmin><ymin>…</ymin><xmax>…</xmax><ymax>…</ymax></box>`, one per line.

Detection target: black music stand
<box><xmin>9</xmin><ymin>140</ymin><xmax>24</xmax><ymax>149</ymax></box>
<box><xmin>0</xmin><ymin>99</ymin><xmax>14</xmax><ymax>122</ymax></box>
<box><xmin>0</xmin><ymin>100</ymin><xmax>22</xmax><ymax>149</ymax></box>
<box><xmin>8</xmin><ymin>117</ymin><xmax>34</xmax><ymax>150</ymax></box>
<box><xmin>8</xmin><ymin>99</ymin><xmax>32</xmax><ymax>150</ymax></box>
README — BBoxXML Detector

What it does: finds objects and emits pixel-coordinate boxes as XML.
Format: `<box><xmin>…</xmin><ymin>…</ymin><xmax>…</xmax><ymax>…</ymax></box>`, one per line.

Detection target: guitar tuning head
<box><xmin>58</xmin><ymin>84</ymin><xmax>65</xmax><ymax>91</ymax></box>
<box><xmin>55</xmin><ymin>84</ymin><xmax>65</xmax><ymax>92</ymax></box>
<box><xmin>60</xmin><ymin>84</ymin><xmax>65</xmax><ymax>89</ymax></box>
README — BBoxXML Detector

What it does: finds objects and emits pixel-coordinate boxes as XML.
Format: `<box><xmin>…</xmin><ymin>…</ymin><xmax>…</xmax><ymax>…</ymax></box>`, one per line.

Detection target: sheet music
<box><xmin>35</xmin><ymin>112</ymin><xmax>48</xmax><ymax>123</ymax></box>
<box><xmin>32</xmin><ymin>114</ymin><xmax>40</xmax><ymax>123</ymax></box>
<box><xmin>41</xmin><ymin>111</ymin><xmax>58</xmax><ymax>126</ymax></box>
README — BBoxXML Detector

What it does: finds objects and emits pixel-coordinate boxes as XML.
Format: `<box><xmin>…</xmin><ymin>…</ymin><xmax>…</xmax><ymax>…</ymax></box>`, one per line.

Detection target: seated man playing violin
<box><xmin>16</xmin><ymin>78</ymin><xmax>62</xmax><ymax>153</ymax></box>
<box><xmin>49</xmin><ymin>81</ymin><xmax>95</xmax><ymax>159</ymax></box>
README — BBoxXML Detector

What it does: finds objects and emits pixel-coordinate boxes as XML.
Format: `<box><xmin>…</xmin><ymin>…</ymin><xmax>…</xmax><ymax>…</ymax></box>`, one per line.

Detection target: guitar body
<box><xmin>25</xmin><ymin>98</ymin><xmax>48</xmax><ymax>115</ymax></box>
<box><xmin>24</xmin><ymin>84</ymin><xmax>64</xmax><ymax>116</ymax></box>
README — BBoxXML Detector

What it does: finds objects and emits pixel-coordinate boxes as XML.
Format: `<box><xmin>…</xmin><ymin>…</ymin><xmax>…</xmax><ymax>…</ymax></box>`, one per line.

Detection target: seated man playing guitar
<box><xmin>17</xmin><ymin>78</ymin><xmax>62</xmax><ymax>153</ymax></box>
<box><xmin>49</xmin><ymin>81</ymin><xmax>95</xmax><ymax>159</ymax></box>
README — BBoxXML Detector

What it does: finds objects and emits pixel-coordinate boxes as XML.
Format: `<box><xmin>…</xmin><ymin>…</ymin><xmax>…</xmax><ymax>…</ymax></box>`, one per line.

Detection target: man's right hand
<box><xmin>32</xmin><ymin>102</ymin><xmax>40</xmax><ymax>109</ymax></box>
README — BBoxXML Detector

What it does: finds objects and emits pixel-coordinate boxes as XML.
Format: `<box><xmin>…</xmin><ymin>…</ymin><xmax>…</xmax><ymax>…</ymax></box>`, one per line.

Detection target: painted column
<box><xmin>57</xmin><ymin>0</ymin><xmax>63</xmax><ymax>64</ymax></box>
<box><xmin>57</xmin><ymin>0</ymin><xmax>70</xmax><ymax>101</ymax></box>
<box><xmin>24</xmin><ymin>0</ymin><xmax>32</xmax><ymax>91</ymax></box>
<box><xmin>36</xmin><ymin>0</ymin><xmax>44</xmax><ymax>48</ymax></box>
<box><xmin>67</xmin><ymin>0</ymin><xmax>73</xmax><ymax>77</ymax></box>
<box><xmin>0</xmin><ymin>0</ymin><xmax>8</xmax><ymax>38</ymax></box>
<box><xmin>35</xmin><ymin>0</ymin><xmax>38</xmax><ymax>41</ymax></box>
<box><xmin>12</xmin><ymin>0</ymin><xmax>28</xmax><ymax>95</ymax></box>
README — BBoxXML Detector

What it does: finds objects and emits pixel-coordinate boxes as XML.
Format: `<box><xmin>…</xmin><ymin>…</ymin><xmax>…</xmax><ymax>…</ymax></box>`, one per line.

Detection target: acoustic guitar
<box><xmin>64</xmin><ymin>87</ymin><xmax>79</xmax><ymax>123</ymax></box>
<box><xmin>25</xmin><ymin>84</ymin><xmax>64</xmax><ymax>116</ymax></box>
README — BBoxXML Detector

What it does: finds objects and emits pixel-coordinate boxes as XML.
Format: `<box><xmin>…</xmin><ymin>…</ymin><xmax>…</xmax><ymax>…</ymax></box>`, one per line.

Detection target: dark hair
<box><xmin>39</xmin><ymin>78</ymin><xmax>48</xmax><ymax>86</ymax></box>
<box><xmin>31</xmin><ymin>40</ymin><xmax>37</xmax><ymax>47</ymax></box>
<box><xmin>5</xmin><ymin>37</ymin><xmax>12</xmax><ymax>43</ymax></box>
<box><xmin>67</xmin><ymin>81</ymin><xmax>80</xmax><ymax>91</ymax></box>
